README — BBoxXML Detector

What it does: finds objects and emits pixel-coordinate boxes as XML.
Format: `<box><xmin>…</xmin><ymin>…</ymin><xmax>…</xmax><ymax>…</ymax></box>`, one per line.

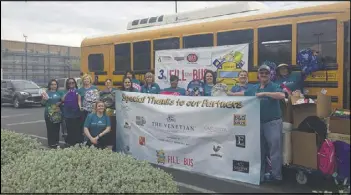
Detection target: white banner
<box><xmin>155</xmin><ymin>44</ymin><xmax>249</xmax><ymax>90</ymax></box>
<box><xmin>115</xmin><ymin>91</ymin><xmax>261</xmax><ymax>185</ymax></box>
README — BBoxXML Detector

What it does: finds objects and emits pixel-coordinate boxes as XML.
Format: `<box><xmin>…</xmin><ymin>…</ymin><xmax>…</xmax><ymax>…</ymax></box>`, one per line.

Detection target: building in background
<box><xmin>1</xmin><ymin>40</ymin><xmax>80</xmax><ymax>86</ymax></box>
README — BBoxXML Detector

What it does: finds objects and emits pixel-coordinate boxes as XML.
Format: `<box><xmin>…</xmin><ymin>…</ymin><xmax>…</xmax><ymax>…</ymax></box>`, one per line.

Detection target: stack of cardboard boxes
<box><xmin>281</xmin><ymin>90</ymin><xmax>350</xmax><ymax>170</ymax></box>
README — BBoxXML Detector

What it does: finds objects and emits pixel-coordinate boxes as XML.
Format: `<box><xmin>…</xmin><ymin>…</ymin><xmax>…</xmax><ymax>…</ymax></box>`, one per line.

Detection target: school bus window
<box><xmin>88</xmin><ymin>54</ymin><xmax>104</xmax><ymax>72</ymax></box>
<box><xmin>217</xmin><ymin>29</ymin><xmax>254</xmax><ymax>68</ymax></box>
<box><xmin>153</xmin><ymin>38</ymin><xmax>180</xmax><ymax>66</ymax></box>
<box><xmin>149</xmin><ymin>17</ymin><xmax>157</xmax><ymax>23</ymax></box>
<box><xmin>133</xmin><ymin>41</ymin><xmax>151</xmax><ymax>71</ymax></box>
<box><xmin>132</xmin><ymin>20</ymin><xmax>139</xmax><ymax>26</ymax></box>
<box><xmin>115</xmin><ymin>43</ymin><xmax>131</xmax><ymax>72</ymax></box>
<box><xmin>258</xmin><ymin>25</ymin><xmax>292</xmax><ymax>66</ymax></box>
<box><xmin>297</xmin><ymin>20</ymin><xmax>337</xmax><ymax>64</ymax></box>
<box><xmin>140</xmin><ymin>18</ymin><xmax>148</xmax><ymax>24</ymax></box>
<box><xmin>158</xmin><ymin>15</ymin><xmax>164</xmax><ymax>22</ymax></box>
<box><xmin>183</xmin><ymin>34</ymin><xmax>214</xmax><ymax>49</ymax></box>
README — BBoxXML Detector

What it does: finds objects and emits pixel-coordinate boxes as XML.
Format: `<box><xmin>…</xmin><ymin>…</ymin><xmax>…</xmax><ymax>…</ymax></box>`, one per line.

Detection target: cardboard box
<box><xmin>329</xmin><ymin>109</ymin><xmax>350</xmax><ymax>135</ymax></box>
<box><xmin>291</xmin><ymin>131</ymin><xmax>318</xmax><ymax>169</ymax></box>
<box><xmin>327</xmin><ymin>133</ymin><xmax>350</xmax><ymax>144</ymax></box>
<box><xmin>316</xmin><ymin>92</ymin><xmax>332</xmax><ymax>118</ymax></box>
<box><xmin>291</xmin><ymin>103</ymin><xmax>317</xmax><ymax>129</ymax></box>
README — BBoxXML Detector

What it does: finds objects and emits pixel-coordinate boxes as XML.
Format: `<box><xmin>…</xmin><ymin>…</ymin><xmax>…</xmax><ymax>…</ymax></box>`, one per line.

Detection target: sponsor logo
<box><xmin>174</xmin><ymin>56</ymin><xmax>185</xmax><ymax>61</ymax></box>
<box><xmin>233</xmin><ymin>114</ymin><xmax>247</xmax><ymax>126</ymax></box>
<box><xmin>158</xmin><ymin>56</ymin><xmax>172</xmax><ymax>63</ymax></box>
<box><xmin>156</xmin><ymin>150</ymin><xmax>166</xmax><ymax>164</ymax></box>
<box><xmin>156</xmin><ymin>150</ymin><xmax>193</xmax><ymax>167</ymax></box>
<box><xmin>136</xmin><ymin>116</ymin><xmax>146</xmax><ymax>126</ymax></box>
<box><xmin>210</xmin><ymin>144</ymin><xmax>223</xmax><ymax>158</ymax></box>
<box><xmin>233</xmin><ymin>160</ymin><xmax>250</xmax><ymax>173</ymax></box>
<box><xmin>124</xmin><ymin>121</ymin><xmax>131</xmax><ymax>129</ymax></box>
<box><xmin>139</xmin><ymin>136</ymin><xmax>146</xmax><ymax>146</ymax></box>
<box><xmin>235</xmin><ymin>135</ymin><xmax>246</xmax><ymax>148</ymax></box>
<box><xmin>187</xmin><ymin>53</ymin><xmax>198</xmax><ymax>63</ymax></box>
<box><xmin>204</xmin><ymin>125</ymin><xmax>228</xmax><ymax>133</ymax></box>
<box><xmin>167</xmin><ymin>115</ymin><xmax>176</xmax><ymax>123</ymax></box>
<box><xmin>152</xmin><ymin>122</ymin><xmax>195</xmax><ymax>131</ymax></box>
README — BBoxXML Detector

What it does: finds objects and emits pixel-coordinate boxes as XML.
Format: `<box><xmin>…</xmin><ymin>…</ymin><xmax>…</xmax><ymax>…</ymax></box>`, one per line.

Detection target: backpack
<box><xmin>47</xmin><ymin>104</ymin><xmax>62</xmax><ymax>124</ymax></box>
<box><xmin>297</xmin><ymin>48</ymin><xmax>325</xmax><ymax>80</ymax></box>
<box><xmin>333</xmin><ymin>141</ymin><xmax>350</xmax><ymax>179</ymax></box>
<box><xmin>100</xmin><ymin>92</ymin><xmax>115</xmax><ymax>109</ymax></box>
<box><xmin>187</xmin><ymin>80</ymin><xmax>205</xmax><ymax>96</ymax></box>
<box><xmin>211</xmin><ymin>83</ymin><xmax>228</xmax><ymax>96</ymax></box>
<box><xmin>64</xmin><ymin>89</ymin><xmax>79</xmax><ymax>111</ymax></box>
<box><xmin>297</xmin><ymin>116</ymin><xmax>327</xmax><ymax>148</ymax></box>
<box><xmin>83</xmin><ymin>89</ymin><xmax>100</xmax><ymax>112</ymax></box>
<box><xmin>318</xmin><ymin>139</ymin><xmax>336</xmax><ymax>175</ymax></box>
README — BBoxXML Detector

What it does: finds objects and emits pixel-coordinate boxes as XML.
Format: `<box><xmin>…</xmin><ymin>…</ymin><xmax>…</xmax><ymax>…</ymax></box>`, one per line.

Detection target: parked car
<box><xmin>56</xmin><ymin>77</ymin><xmax>82</xmax><ymax>92</ymax></box>
<box><xmin>1</xmin><ymin>79</ymin><xmax>43</xmax><ymax>108</ymax></box>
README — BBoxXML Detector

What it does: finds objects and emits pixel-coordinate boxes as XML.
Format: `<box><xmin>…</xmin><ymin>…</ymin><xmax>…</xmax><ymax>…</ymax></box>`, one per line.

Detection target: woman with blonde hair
<box><xmin>83</xmin><ymin>101</ymin><xmax>111</xmax><ymax>149</ymax></box>
<box><xmin>78</xmin><ymin>74</ymin><xmax>98</xmax><ymax>120</ymax></box>
<box><xmin>141</xmin><ymin>72</ymin><xmax>161</xmax><ymax>94</ymax></box>
<box><xmin>227</xmin><ymin>70</ymin><xmax>253</xmax><ymax>95</ymax></box>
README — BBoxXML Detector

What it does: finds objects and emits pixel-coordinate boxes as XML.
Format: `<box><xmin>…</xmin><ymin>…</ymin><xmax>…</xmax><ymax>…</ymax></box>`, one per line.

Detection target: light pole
<box><xmin>175</xmin><ymin>1</ymin><xmax>178</xmax><ymax>13</ymax></box>
<box><xmin>23</xmin><ymin>34</ymin><xmax>28</xmax><ymax>80</ymax></box>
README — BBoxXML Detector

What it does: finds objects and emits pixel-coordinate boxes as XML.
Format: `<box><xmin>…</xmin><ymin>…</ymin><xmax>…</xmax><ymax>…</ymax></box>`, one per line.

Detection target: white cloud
<box><xmin>1</xmin><ymin>1</ymin><xmax>326</xmax><ymax>47</ymax></box>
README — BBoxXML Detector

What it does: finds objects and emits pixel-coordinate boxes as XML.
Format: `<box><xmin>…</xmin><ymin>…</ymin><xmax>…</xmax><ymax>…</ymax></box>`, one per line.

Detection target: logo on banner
<box><xmin>156</xmin><ymin>150</ymin><xmax>166</xmax><ymax>164</ymax></box>
<box><xmin>233</xmin><ymin>160</ymin><xmax>250</xmax><ymax>173</ymax></box>
<box><xmin>124</xmin><ymin>121</ymin><xmax>131</xmax><ymax>129</ymax></box>
<box><xmin>233</xmin><ymin>114</ymin><xmax>247</xmax><ymax>126</ymax></box>
<box><xmin>166</xmin><ymin>115</ymin><xmax>176</xmax><ymax>123</ymax></box>
<box><xmin>174</xmin><ymin>56</ymin><xmax>185</xmax><ymax>61</ymax></box>
<box><xmin>211</xmin><ymin>144</ymin><xmax>223</xmax><ymax>158</ymax></box>
<box><xmin>187</xmin><ymin>53</ymin><xmax>198</xmax><ymax>63</ymax></box>
<box><xmin>139</xmin><ymin>136</ymin><xmax>146</xmax><ymax>146</ymax></box>
<box><xmin>136</xmin><ymin>116</ymin><xmax>146</xmax><ymax>126</ymax></box>
<box><xmin>235</xmin><ymin>135</ymin><xmax>246</xmax><ymax>148</ymax></box>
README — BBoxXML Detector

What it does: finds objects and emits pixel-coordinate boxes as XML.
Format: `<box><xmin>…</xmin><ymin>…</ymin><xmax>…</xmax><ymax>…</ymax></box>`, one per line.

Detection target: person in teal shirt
<box><xmin>121</xmin><ymin>77</ymin><xmax>139</xmax><ymax>92</ymax></box>
<box><xmin>41</xmin><ymin>79</ymin><xmax>63</xmax><ymax>149</ymax></box>
<box><xmin>274</xmin><ymin>63</ymin><xmax>303</xmax><ymax>93</ymax></box>
<box><xmin>203</xmin><ymin>70</ymin><xmax>216</xmax><ymax>96</ymax></box>
<box><xmin>232</xmin><ymin>64</ymin><xmax>285</xmax><ymax>184</ymax></box>
<box><xmin>162</xmin><ymin>75</ymin><xmax>186</xmax><ymax>96</ymax></box>
<box><xmin>84</xmin><ymin>101</ymin><xmax>111</xmax><ymax>149</ymax></box>
<box><xmin>78</xmin><ymin>74</ymin><xmax>98</xmax><ymax>125</ymax></box>
<box><xmin>124</xmin><ymin>70</ymin><xmax>141</xmax><ymax>92</ymax></box>
<box><xmin>141</xmin><ymin>72</ymin><xmax>161</xmax><ymax>94</ymax></box>
<box><xmin>227</xmin><ymin>70</ymin><xmax>253</xmax><ymax>95</ymax></box>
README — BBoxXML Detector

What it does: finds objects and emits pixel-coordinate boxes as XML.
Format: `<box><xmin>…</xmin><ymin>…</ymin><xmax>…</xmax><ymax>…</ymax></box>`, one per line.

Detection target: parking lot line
<box><xmin>6</xmin><ymin>120</ymin><xmax>45</xmax><ymax>126</ymax></box>
<box><xmin>1</xmin><ymin>113</ymin><xmax>31</xmax><ymax>119</ymax></box>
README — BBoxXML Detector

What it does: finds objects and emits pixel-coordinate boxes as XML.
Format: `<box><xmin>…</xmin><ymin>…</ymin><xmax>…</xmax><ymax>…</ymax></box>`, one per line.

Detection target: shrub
<box><xmin>1</xmin><ymin>129</ymin><xmax>42</xmax><ymax>166</ymax></box>
<box><xmin>1</xmin><ymin>145</ymin><xmax>179</xmax><ymax>193</ymax></box>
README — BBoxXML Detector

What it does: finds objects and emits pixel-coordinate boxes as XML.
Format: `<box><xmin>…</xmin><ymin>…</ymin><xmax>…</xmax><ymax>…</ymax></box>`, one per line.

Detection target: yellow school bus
<box><xmin>81</xmin><ymin>2</ymin><xmax>350</xmax><ymax>109</ymax></box>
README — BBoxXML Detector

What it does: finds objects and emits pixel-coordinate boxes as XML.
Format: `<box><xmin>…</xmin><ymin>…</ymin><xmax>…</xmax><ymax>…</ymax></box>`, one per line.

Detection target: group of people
<box><xmin>42</xmin><ymin>63</ymin><xmax>303</xmax><ymax>185</ymax></box>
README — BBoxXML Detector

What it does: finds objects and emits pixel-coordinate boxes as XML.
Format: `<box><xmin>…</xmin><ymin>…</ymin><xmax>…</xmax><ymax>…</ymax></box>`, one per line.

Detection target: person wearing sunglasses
<box><xmin>230</xmin><ymin>64</ymin><xmax>285</xmax><ymax>185</ymax></box>
<box><xmin>161</xmin><ymin>75</ymin><xmax>186</xmax><ymax>96</ymax></box>
<box><xmin>274</xmin><ymin>63</ymin><xmax>303</xmax><ymax>95</ymax></box>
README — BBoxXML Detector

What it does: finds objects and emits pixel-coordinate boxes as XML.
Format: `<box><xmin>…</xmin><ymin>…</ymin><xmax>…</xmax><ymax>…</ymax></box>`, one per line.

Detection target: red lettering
<box><xmin>181</xmin><ymin>70</ymin><xmax>186</xmax><ymax>81</ymax></box>
<box><xmin>192</xmin><ymin>69</ymin><xmax>207</xmax><ymax>80</ymax></box>
<box><xmin>169</xmin><ymin>70</ymin><xmax>175</xmax><ymax>76</ymax></box>
<box><xmin>183</xmin><ymin>158</ymin><xmax>193</xmax><ymax>167</ymax></box>
<box><xmin>168</xmin><ymin>156</ymin><xmax>180</xmax><ymax>164</ymax></box>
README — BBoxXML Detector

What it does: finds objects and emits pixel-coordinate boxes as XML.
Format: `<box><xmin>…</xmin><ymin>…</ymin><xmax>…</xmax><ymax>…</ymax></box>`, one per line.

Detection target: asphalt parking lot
<box><xmin>1</xmin><ymin>104</ymin><xmax>342</xmax><ymax>193</ymax></box>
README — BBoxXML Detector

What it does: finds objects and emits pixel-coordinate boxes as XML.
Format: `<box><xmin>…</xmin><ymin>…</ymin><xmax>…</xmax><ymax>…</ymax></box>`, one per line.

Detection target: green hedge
<box><xmin>1</xmin><ymin>129</ymin><xmax>42</xmax><ymax>166</ymax></box>
<box><xmin>1</xmin><ymin>139</ymin><xmax>179</xmax><ymax>193</ymax></box>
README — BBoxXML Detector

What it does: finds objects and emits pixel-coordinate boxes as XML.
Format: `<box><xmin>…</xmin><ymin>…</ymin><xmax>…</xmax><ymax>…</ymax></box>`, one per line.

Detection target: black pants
<box><xmin>44</xmin><ymin>116</ymin><xmax>60</xmax><ymax>148</ymax></box>
<box><xmin>86</xmin><ymin>134</ymin><xmax>108</xmax><ymax>149</ymax></box>
<box><xmin>65</xmin><ymin>117</ymin><xmax>83</xmax><ymax>146</ymax></box>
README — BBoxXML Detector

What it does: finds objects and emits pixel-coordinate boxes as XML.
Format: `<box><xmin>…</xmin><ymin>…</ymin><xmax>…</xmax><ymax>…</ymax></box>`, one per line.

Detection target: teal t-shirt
<box><xmin>83</xmin><ymin>113</ymin><xmax>111</xmax><ymax>137</ymax></box>
<box><xmin>274</xmin><ymin>72</ymin><xmax>302</xmax><ymax>92</ymax></box>
<box><xmin>141</xmin><ymin>83</ymin><xmax>161</xmax><ymax>94</ymax></box>
<box><xmin>244</xmin><ymin>82</ymin><xmax>283</xmax><ymax>123</ymax></box>
<box><xmin>78</xmin><ymin>85</ymin><xmax>98</xmax><ymax>103</ymax></box>
<box><xmin>44</xmin><ymin>90</ymin><xmax>63</xmax><ymax>116</ymax></box>
<box><xmin>204</xmin><ymin>84</ymin><xmax>213</xmax><ymax>96</ymax></box>
<box><xmin>231</xmin><ymin>83</ymin><xmax>254</xmax><ymax>93</ymax></box>
<box><xmin>162</xmin><ymin>87</ymin><xmax>186</xmax><ymax>96</ymax></box>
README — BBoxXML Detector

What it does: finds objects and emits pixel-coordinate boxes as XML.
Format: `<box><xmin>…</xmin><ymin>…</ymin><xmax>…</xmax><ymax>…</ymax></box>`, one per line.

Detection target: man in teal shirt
<box><xmin>162</xmin><ymin>75</ymin><xmax>186</xmax><ymax>96</ymax></box>
<box><xmin>232</xmin><ymin>64</ymin><xmax>285</xmax><ymax>184</ymax></box>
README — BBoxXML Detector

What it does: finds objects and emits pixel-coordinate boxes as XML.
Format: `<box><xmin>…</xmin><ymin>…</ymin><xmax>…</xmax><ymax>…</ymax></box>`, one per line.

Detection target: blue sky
<box><xmin>1</xmin><ymin>1</ymin><xmax>324</xmax><ymax>47</ymax></box>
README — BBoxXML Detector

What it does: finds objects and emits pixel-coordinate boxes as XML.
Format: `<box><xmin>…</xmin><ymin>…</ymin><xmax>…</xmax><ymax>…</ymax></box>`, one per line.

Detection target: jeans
<box><xmin>260</xmin><ymin>118</ymin><xmax>283</xmax><ymax>181</ymax></box>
